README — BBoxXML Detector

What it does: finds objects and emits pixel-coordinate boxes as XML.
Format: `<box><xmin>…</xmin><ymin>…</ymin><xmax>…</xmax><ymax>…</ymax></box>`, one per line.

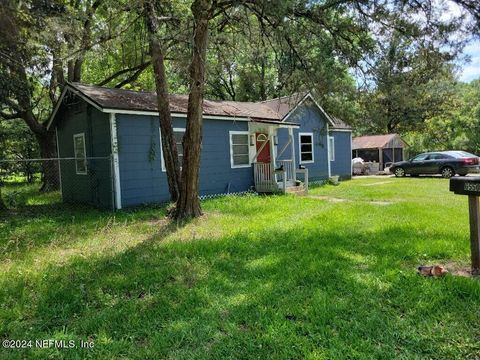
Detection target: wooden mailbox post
<box><xmin>450</xmin><ymin>177</ymin><xmax>480</xmax><ymax>275</ymax></box>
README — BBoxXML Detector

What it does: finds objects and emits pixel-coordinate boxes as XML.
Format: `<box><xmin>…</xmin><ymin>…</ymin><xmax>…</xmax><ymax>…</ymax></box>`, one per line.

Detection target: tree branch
<box><xmin>96</xmin><ymin>61</ymin><xmax>152</xmax><ymax>86</ymax></box>
<box><xmin>114</xmin><ymin>61</ymin><xmax>151</xmax><ymax>88</ymax></box>
<box><xmin>0</xmin><ymin>111</ymin><xmax>22</xmax><ymax>120</ymax></box>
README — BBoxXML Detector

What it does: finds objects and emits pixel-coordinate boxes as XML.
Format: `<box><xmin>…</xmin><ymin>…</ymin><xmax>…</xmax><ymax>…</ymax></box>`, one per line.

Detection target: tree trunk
<box><xmin>0</xmin><ymin>188</ymin><xmax>6</xmax><ymax>212</ymax></box>
<box><xmin>36</xmin><ymin>131</ymin><xmax>59</xmax><ymax>192</ymax></box>
<box><xmin>174</xmin><ymin>0</ymin><xmax>211</xmax><ymax>219</ymax></box>
<box><xmin>143</xmin><ymin>0</ymin><xmax>181</xmax><ymax>202</ymax></box>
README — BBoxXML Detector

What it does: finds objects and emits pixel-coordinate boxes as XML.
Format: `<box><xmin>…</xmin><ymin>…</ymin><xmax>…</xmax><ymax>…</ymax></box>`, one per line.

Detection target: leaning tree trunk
<box><xmin>0</xmin><ymin>188</ymin><xmax>6</xmax><ymax>212</ymax></box>
<box><xmin>174</xmin><ymin>0</ymin><xmax>211</xmax><ymax>219</ymax></box>
<box><xmin>36</xmin><ymin>131</ymin><xmax>59</xmax><ymax>192</ymax></box>
<box><xmin>16</xmin><ymin>65</ymin><xmax>60</xmax><ymax>192</ymax></box>
<box><xmin>144</xmin><ymin>0</ymin><xmax>181</xmax><ymax>202</ymax></box>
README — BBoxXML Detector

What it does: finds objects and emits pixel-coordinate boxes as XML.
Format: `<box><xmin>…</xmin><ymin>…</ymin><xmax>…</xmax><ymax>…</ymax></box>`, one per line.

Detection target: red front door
<box><xmin>256</xmin><ymin>132</ymin><xmax>271</xmax><ymax>163</ymax></box>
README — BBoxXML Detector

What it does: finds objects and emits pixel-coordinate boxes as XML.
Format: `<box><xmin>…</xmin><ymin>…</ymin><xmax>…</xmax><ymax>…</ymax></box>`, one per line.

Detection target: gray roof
<box><xmin>261</xmin><ymin>93</ymin><xmax>309</xmax><ymax>118</ymax></box>
<box><xmin>261</xmin><ymin>93</ymin><xmax>351</xmax><ymax>130</ymax></box>
<box><xmin>70</xmin><ymin>83</ymin><xmax>282</xmax><ymax>121</ymax></box>
<box><xmin>50</xmin><ymin>83</ymin><xmax>351</xmax><ymax>131</ymax></box>
<box><xmin>330</xmin><ymin>116</ymin><xmax>351</xmax><ymax>130</ymax></box>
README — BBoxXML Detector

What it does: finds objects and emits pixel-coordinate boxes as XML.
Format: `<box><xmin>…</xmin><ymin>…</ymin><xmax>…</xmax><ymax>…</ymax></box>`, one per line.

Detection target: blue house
<box><xmin>47</xmin><ymin>83</ymin><xmax>352</xmax><ymax>209</ymax></box>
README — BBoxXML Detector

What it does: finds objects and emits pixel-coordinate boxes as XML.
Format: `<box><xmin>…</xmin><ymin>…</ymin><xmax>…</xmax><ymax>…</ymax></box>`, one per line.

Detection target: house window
<box><xmin>299</xmin><ymin>132</ymin><xmax>314</xmax><ymax>164</ymax></box>
<box><xmin>173</xmin><ymin>128</ymin><xmax>185</xmax><ymax>165</ymax></box>
<box><xmin>329</xmin><ymin>136</ymin><xmax>335</xmax><ymax>161</ymax></box>
<box><xmin>73</xmin><ymin>133</ymin><xmax>87</xmax><ymax>175</ymax></box>
<box><xmin>160</xmin><ymin>128</ymin><xmax>185</xmax><ymax>171</ymax></box>
<box><xmin>230</xmin><ymin>131</ymin><xmax>250</xmax><ymax>168</ymax></box>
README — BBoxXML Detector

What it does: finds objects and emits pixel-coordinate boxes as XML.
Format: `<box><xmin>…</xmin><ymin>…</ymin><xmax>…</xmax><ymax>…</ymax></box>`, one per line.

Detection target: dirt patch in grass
<box><xmin>309</xmin><ymin>195</ymin><xmax>352</xmax><ymax>203</ymax></box>
<box><xmin>309</xmin><ymin>195</ymin><xmax>394</xmax><ymax>206</ymax></box>
<box><xmin>147</xmin><ymin>217</ymin><xmax>171</xmax><ymax>226</ymax></box>
<box><xmin>369</xmin><ymin>200</ymin><xmax>394</xmax><ymax>206</ymax></box>
<box><xmin>444</xmin><ymin>261</ymin><xmax>480</xmax><ymax>278</ymax></box>
<box><xmin>362</xmin><ymin>181</ymin><xmax>394</xmax><ymax>186</ymax></box>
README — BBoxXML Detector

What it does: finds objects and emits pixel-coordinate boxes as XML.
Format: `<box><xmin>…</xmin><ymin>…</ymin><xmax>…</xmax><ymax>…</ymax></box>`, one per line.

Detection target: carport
<box><xmin>352</xmin><ymin>134</ymin><xmax>407</xmax><ymax>170</ymax></box>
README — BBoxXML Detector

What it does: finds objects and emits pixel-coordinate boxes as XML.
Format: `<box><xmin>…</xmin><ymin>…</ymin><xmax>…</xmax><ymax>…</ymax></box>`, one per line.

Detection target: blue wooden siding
<box><xmin>116</xmin><ymin>115</ymin><xmax>253</xmax><ymax>207</ymax></box>
<box><xmin>330</xmin><ymin>131</ymin><xmax>352</xmax><ymax>179</ymax></box>
<box><xmin>56</xmin><ymin>102</ymin><xmax>113</xmax><ymax>208</ymax></box>
<box><xmin>277</xmin><ymin>100</ymin><xmax>330</xmax><ymax>181</ymax></box>
<box><xmin>199</xmin><ymin>119</ymin><xmax>253</xmax><ymax>195</ymax></box>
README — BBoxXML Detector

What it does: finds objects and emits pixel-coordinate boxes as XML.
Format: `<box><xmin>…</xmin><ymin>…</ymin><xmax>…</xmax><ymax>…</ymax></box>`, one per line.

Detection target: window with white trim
<box><xmin>328</xmin><ymin>136</ymin><xmax>335</xmax><ymax>161</ymax></box>
<box><xmin>160</xmin><ymin>128</ymin><xmax>185</xmax><ymax>171</ymax></box>
<box><xmin>299</xmin><ymin>132</ymin><xmax>314</xmax><ymax>164</ymax></box>
<box><xmin>73</xmin><ymin>133</ymin><xmax>87</xmax><ymax>175</ymax></box>
<box><xmin>230</xmin><ymin>131</ymin><xmax>250</xmax><ymax>168</ymax></box>
<box><xmin>173</xmin><ymin>128</ymin><xmax>185</xmax><ymax>165</ymax></box>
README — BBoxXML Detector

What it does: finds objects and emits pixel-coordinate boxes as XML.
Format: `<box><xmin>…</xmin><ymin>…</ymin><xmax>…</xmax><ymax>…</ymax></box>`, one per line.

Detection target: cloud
<box><xmin>459</xmin><ymin>41</ymin><xmax>480</xmax><ymax>82</ymax></box>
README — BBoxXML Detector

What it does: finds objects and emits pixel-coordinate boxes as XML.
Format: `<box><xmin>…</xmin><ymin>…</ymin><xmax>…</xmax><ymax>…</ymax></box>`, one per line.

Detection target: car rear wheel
<box><xmin>394</xmin><ymin>167</ymin><xmax>405</xmax><ymax>177</ymax></box>
<box><xmin>441</xmin><ymin>166</ymin><xmax>454</xmax><ymax>178</ymax></box>
<box><xmin>458</xmin><ymin>172</ymin><xmax>468</xmax><ymax>176</ymax></box>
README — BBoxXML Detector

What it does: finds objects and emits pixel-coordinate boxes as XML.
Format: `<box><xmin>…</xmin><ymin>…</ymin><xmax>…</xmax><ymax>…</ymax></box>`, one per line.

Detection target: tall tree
<box><xmin>174</xmin><ymin>0</ymin><xmax>212</xmax><ymax>218</ymax></box>
<box><xmin>0</xmin><ymin>0</ymin><xmax>151</xmax><ymax>190</ymax></box>
<box><xmin>359</xmin><ymin>33</ymin><xmax>457</xmax><ymax>133</ymax></box>
<box><xmin>0</xmin><ymin>1</ymin><xmax>63</xmax><ymax>190</ymax></box>
<box><xmin>143</xmin><ymin>0</ymin><xmax>182</xmax><ymax>202</ymax></box>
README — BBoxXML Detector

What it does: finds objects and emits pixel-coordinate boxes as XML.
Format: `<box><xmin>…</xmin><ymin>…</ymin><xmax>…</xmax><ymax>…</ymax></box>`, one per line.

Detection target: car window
<box><xmin>412</xmin><ymin>153</ymin><xmax>429</xmax><ymax>161</ymax></box>
<box><xmin>428</xmin><ymin>153</ymin><xmax>449</xmax><ymax>160</ymax></box>
<box><xmin>449</xmin><ymin>151</ymin><xmax>477</xmax><ymax>158</ymax></box>
<box><xmin>458</xmin><ymin>151</ymin><xmax>477</xmax><ymax>157</ymax></box>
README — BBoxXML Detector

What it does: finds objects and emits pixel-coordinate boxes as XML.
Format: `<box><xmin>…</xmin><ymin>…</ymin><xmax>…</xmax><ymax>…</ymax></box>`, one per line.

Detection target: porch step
<box><xmin>285</xmin><ymin>185</ymin><xmax>306</xmax><ymax>195</ymax></box>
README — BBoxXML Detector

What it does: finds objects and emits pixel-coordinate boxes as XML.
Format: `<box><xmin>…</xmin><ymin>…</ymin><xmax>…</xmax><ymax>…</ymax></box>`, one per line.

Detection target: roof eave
<box><xmin>282</xmin><ymin>92</ymin><xmax>336</xmax><ymax>127</ymax></box>
<box><xmin>251</xmin><ymin>118</ymin><xmax>300</xmax><ymax>128</ymax></box>
<box><xmin>47</xmin><ymin>83</ymin><xmax>104</xmax><ymax>130</ymax></box>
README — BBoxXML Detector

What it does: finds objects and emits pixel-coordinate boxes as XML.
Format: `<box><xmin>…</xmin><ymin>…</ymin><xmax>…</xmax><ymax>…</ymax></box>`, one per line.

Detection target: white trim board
<box><xmin>350</xmin><ymin>132</ymin><xmax>353</xmax><ymax>176</ymax></box>
<box><xmin>283</xmin><ymin>93</ymin><xmax>336</xmax><ymax>127</ymax></box>
<box><xmin>47</xmin><ymin>84</ymin><xmax>252</xmax><ymax>130</ymax></box>
<box><xmin>326</xmin><ymin>124</ymin><xmax>331</xmax><ymax>177</ymax></box>
<box><xmin>298</xmin><ymin>132</ymin><xmax>314</xmax><ymax>164</ymax></box>
<box><xmin>109</xmin><ymin>113</ymin><xmax>122</xmax><ymax>210</ymax></box>
<box><xmin>47</xmin><ymin>85</ymin><xmax>104</xmax><ymax>129</ymax></box>
<box><xmin>103</xmin><ymin>108</ymin><xmax>250</xmax><ymax>122</ymax></box>
<box><xmin>282</xmin><ymin>93</ymin><xmax>310</xmax><ymax>123</ymax></box>
<box><xmin>328</xmin><ymin>128</ymin><xmax>352</xmax><ymax>133</ymax></box>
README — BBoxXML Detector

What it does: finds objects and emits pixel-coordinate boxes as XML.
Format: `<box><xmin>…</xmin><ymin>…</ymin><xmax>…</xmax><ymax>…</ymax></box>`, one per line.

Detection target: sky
<box><xmin>459</xmin><ymin>40</ymin><xmax>480</xmax><ymax>82</ymax></box>
<box><xmin>440</xmin><ymin>0</ymin><xmax>480</xmax><ymax>83</ymax></box>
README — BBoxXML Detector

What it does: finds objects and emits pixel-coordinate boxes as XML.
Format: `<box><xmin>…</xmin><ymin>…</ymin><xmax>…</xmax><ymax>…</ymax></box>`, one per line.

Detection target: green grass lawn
<box><xmin>1</xmin><ymin>177</ymin><xmax>480</xmax><ymax>359</ymax></box>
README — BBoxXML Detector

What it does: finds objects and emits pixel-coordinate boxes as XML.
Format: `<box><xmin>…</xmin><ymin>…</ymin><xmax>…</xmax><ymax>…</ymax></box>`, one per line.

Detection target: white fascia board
<box><xmin>47</xmin><ymin>85</ymin><xmax>104</xmax><ymax>130</ymax></box>
<box><xmin>103</xmin><ymin>108</ymin><xmax>250</xmax><ymax>121</ymax></box>
<box><xmin>283</xmin><ymin>92</ymin><xmax>336</xmax><ymax>127</ymax></box>
<box><xmin>46</xmin><ymin>87</ymin><xmax>69</xmax><ymax>130</ymax></box>
<box><xmin>47</xmin><ymin>85</ymin><xmax>251</xmax><ymax>130</ymax></box>
<box><xmin>281</xmin><ymin>93</ymin><xmax>310</xmax><ymax>123</ymax></box>
<box><xmin>328</xmin><ymin>128</ymin><xmax>352</xmax><ymax>133</ymax></box>
<box><xmin>277</xmin><ymin>123</ymin><xmax>300</xmax><ymax>129</ymax></box>
<box><xmin>251</xmin><ymin>120</ymin><xmax>300</xmax><ymax>129</ymax></box>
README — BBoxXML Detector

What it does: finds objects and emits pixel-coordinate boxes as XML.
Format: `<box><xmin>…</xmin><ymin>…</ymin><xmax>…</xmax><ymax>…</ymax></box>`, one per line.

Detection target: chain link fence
<box><xmin>0</xmin><ymin>157</ymin><xmax>115</xmax><ymax>211</ymax></box>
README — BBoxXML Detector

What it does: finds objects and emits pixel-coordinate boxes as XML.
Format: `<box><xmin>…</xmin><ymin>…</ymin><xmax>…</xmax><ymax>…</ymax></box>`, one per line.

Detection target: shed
<box><xmin>352</xmin><ymin>134</ymin><xmax>407</xmax><ymax>170</ymax></box>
